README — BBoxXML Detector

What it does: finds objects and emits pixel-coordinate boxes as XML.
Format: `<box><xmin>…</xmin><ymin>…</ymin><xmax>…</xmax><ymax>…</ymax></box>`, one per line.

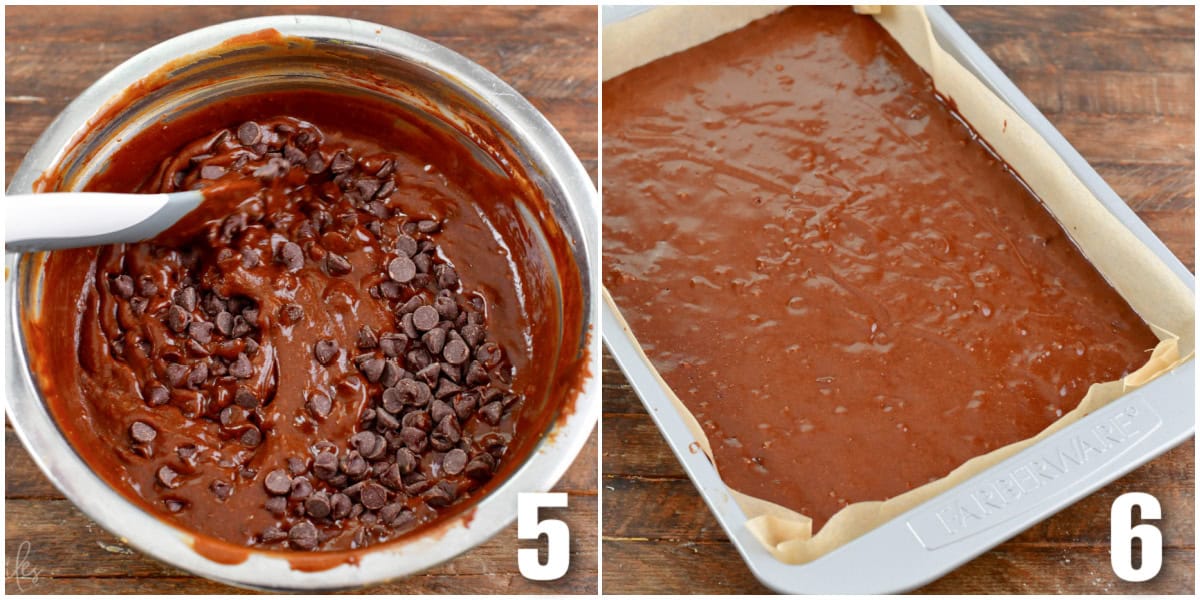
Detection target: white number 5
<box><xmin>518</xmin><ymin>492</ymin><xmax>570</xmax><ymax>581</ymax></box>
<box><xmin>1110</xmin><ymin>492</ymin><xmax>1163</xmax><ymax>582</ymax></box>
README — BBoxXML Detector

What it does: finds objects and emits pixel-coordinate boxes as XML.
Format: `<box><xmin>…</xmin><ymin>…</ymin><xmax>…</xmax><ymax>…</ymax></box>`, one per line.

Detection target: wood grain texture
<box><xmin>601</xmin><ymin>5</ymin><xmax>1194</xmax><ymax>594</ymax></box>
<box><xmin>4</xmin><ymin>4</ymin><xmax>598</xmax><ymax>595</ymax></box>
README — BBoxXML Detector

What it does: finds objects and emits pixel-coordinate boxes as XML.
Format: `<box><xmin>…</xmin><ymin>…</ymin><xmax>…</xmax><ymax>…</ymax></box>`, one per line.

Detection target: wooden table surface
<box><xmin>601</xmin><ymin>6</ymin><xmax>1195</xmax><ymax>595</ymax></box>
<box><xmin>4</xmin><ymin>5</ymin><xmax>597</xmax><ymax>594</ymax></box>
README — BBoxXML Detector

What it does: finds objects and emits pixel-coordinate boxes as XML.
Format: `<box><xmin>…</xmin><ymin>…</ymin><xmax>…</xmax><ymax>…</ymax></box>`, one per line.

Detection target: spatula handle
<box><xmin>5</xmin><ymin>191</ymin><xmax>201</xmax><ymax>252</ymax></box>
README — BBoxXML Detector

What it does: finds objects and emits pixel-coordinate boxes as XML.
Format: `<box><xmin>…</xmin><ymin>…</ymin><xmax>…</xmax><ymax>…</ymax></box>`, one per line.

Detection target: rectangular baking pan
<box><xmin>601</xmin><ymin>5</ymin><xmax>1196</xmax><ymax>594</ymax></box>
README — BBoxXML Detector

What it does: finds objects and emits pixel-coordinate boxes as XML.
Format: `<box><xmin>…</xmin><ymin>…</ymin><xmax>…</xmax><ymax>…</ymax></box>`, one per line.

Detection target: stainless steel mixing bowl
<box><xmin>4</xmin><ymin>15</ymin><xmax>598</xmax><ymax>591</ymax></box>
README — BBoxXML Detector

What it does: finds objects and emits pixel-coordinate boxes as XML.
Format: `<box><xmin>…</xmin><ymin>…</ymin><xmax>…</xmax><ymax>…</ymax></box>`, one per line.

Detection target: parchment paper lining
<box><xmin>602</xmin><ymin>5</ymin><xmax>1195</xmax><ymax>564</ymax></box>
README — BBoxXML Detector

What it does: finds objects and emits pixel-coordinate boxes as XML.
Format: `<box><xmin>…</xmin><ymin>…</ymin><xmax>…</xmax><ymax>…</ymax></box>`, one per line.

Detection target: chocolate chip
<box><xmin>365</xmin><ymin>433</ymin><xmax>387</xmax><ymax>460</ymax></box>
<box><xmin>145</xmin><ymin>384</ymin><xmax>170</xmax><ymax>407</ymax></box>
<box><xmin>380</xmin><ymin>360</ymin><xmax>402</xmax><ymax>388</ymax></box>
<box><xmin>341</xmin><ymin>451</ymin><xmax>369</xmax><ymax>478</ymax></box>
<box><xmin>431</xmin><ymin>414</ymin><xmax>461</xmax><ymax>450</ymax></box>
<box><xmin>277</xmin><ymin>241</ymin><xmax>304</xmax><ymax>271</ymax></box>
<box><xmin>422</xmin><ymin>328</ymin><xmax>447</xmax><ymax>354</ymax></box>
<box><xmin>138</xmin><ymin>276</ymin><xmax>159</xmax><ymax>297</ymax></box>
<box><xmin>330</xmin><ymin>151</ymin><xmax>354</xmax><ymax>174</ymax></box>
<box><xmin>307</xmin><ymin>392</ymin><xmax>332</xmax><ymax>420</ymax></box>
<box><xmin>284</xmin><ymin>144</ymin><xmax>307</xmax><ymax>164</ymax></box>
<box><xmin>476</xmin><ymin>342</ymin><xmax>503</xmax><ymax>368</ymax></box>
<box><xmin>237</xmin><ymin>121</ymin><xmax>262</xmax><ymax>145</ymax></box>
<box><xmin>433</xmin><ymin>295</ymin><xmax>459</xmax><ymax>320</ymax></box>
<box><xmin>130</xmin><ymin>297</ymin><xmax>148</xmax><ymax>315</ymax></box>
<box><xmin>157</xmin><ymin>465</ymin><xmax>181</xmax><ymax>488</ymax></box>
<box><xmin>359</xmin><ymin>357</ymin><xmax>385</xmax><ymax>383</ymax></box>
<box><xmin>479</xmin><ymin>401</ymin><xmax>503</xmax><ymax>425</ymax></box>
<box><xmin>326</xmin><ymin>252</ymin><xmax>352</xmax><ymax>275</ymax></box>
<box><xmin>453</xmin><ymin>393</ymin><xmax>478</xmax><ymax>420</ymax></box>
<box><xmin>231</xmin><ymin>315</ymin><xmax>252</xmax><ymax>338</ymax></box>
<box><xmin>418</xmin><ymin>219</ymin><xmax>441</xmax><ymax>233</ymax></box>
<box><xmin>265</xmin><ymin>496</ymin><xmax>287</xmax><ymax>516</ymax></box>
<box><xmin>186</xmin><ymin>362</ymin><xmax>208</xmax><ymax>388</ymax></box>
<box><xmin>380</xmin><ymin>388</ymin><xmax>404</xmax><ymax>414</ymax></box>
<box><xmin>435</xmin><ymin>378</ymin><xmax>463</xmax><ymax>399</ymax></box>
<box><xmin>351</xmin><ymin>431</ymin><xmax>379</xmax><ymax>457</ymax></box>
<box><xmin>355</xmin><ymin>178</ymin><xmax>381</xmax><ymax>199</ymax></box>
<box><xmin>254</xmin><ymin>156</ymin><xmax>291</xmax><ymax>180</ymax></box>
<box><xmin>314</xmin><ymin>339</ymin><xmax>339</xmax><ymax>365</ymax></box>
<box><xmin>229</xmin><ymin>352</ymin><xmax>252</xmax><ymax>379</ymax></box>
<box><xmin>435</xmin><ymin>265</ymin><xmax>459</xmax><ymax>290</ymax></box>
<box><xmin>313</xmin><ymin>451</ymin><xmax>339</xmax><ymax>480</ymax></box>
<box><xmin>387</xmin><ymin>256</ymin><xmax>416</xmax><ymax>283</ymax></box>
<box><xmin>165</xmin><ymin>499</ymin><xmax>187</xmax><ymax>513</ymax></box>
<box><xmin>437</xmin><ymin>355</ymin><xmax>460</xmax><ymax>375</ymax></box>
<box><xmin>215</xmin><ymin>311</ymin><xmax>234</xmax><ymax>336</ymax></box>
<box><xmin>375</xmin><ymin>408</ymin><xmax>400</xmax><ymax>430</ymax></box>
<box><xmin>400</xmin><ymin>426</ymin><xmax>428</xmax><ymax>452</ymax></box>
<box><xmin>264</xmin><ymin>469</ymin><xmax>292</xmax><ymax>495</ymax></box>
<box><xmin>240</xmin><ymin>426</ymin><xmax>262</xmax><ymax>447</ymax></box>
<box><xmin>465</xmin><ymin>453</ymin><xmax>496</xmax><ymax>480</ymax></box>
<box><xmin>429</xmin><ymin>398</ymin><xmax>451</xmax><ymax>427</ymax></box>
<box><xmin>210</xmin><ymin>479</ymin><xmax>233</xmax><ymax>500</ymax></box>
<box><xmin>330</xmin><ymin>493</ymin><xmax>352</xmax><ymax>519</ymax></box>
<box><xmin>219</xmin><ymin>405</ymin><xmax>244</xmax><ymax>427</ymax></box>
<box><xmin>234</xmin><ymin>387</ymin><xmax>258</xmax><ymax>409</ymax></box>
<box><xmin>415</xmin><ymin>362</ymin><xmax>442</xmax><ymax>385</ymax></box>
<box><xmin>394</xmin><ymin>378</ymin><xmax>431</xmax><ymax>407</ymax></box>
<box><xmin>288</xmin><ymin>521</ymin><xmax>319</xmax><ymax>551</ymax></box>
<box><xmin>443</xmin><ymin>339</ymin><xmax>470</xmax><ymax>365</ymax></box>
<box><xmin>442</xmin><ymin>448</ymin><xmax>468</xmax><ymax>476</ymax></box>
<box><xmin>412</xmin><ymin>306</ymin><xmax>439</xmax><ymax>331</ymax></box>
<box><xmin>466</xmin><ymin>360</ymin><xmax>490</xmax><ymax>386</ymax></box>
<box><xmin>402</xmin><ymin>410</ymin><xmax>433</xmax><ymax>432</ymax></box>
<box><xmin>378</xmin><ymin>281</ymin><xmax>403</xmax><ymax>299</ymax></box>
<box><xmin>175</xmin><ymin>286</ymin><xmax>198</xmax><ymax>311</ymax></box>
<box><xmin>379</xmin><ymin>502</ymin><xmax>405</xmax><ymax>525</ymax></box>
<box><xmin>290</xmin><ymin>476</ymin><xmax>313</xmax><ymax>500</ymax></box>
<box><xmin>165</xmin><ymin>362</ymin><xmax>188</xmax><ymax>387</ymax></box>
<box><xmin>376</xmin><ymin>179</ymin><xmax>396</xmax><ymax>199</ymax></box>
<box><xmin>287</xmin><ymin>457</ymin><xmax>309</xmax><ymax>476</ymax></box>
<box><xmin>200</xmin><ymin>165</ymin><xmax>226</xmax><ymax>180</ymax></box>
<box><xmin>413</xmin><ymin>253</ymin><xmax>433</xmax><ymax>274</ymax></box>
<box><xmin>110</xmin><ymin>274</ymin><xmax>134</xmax><ymax>299</ymax></box>
<box><xmin>167</xmin><ymin>304</ymin><xmax>192</xmax><ymax>333</ymax></box>
<box><xmin>395</xmin><ymin>235</ymin><xmax>419</xmax><ymax>257</ymax></box>
<box><xmin>360</xmin><ymin>482</ymin><xmax>388</xmax><ymax>510</ymax></box>
<box><xmin>188</xmin><ymin>321</ymin><xmax>214</xmax><ymax>343</ymax></box>
<box><xmin>305</xmin><ymin>152</ymin><xmax>327</xmax><ymax>174</ymax></box>
<box><xmin>423</xmin><ymin>481</ymin><xmax>455</xmax><ymax>507</ymax></box>
<box><xmin>355</xmin><ymin>326</ymin><xmax>379</xmax><ymax>350</ymax></box>
<box><xmin>261</xmin><ymin>525</ymin><xmax>287</xmax><ymax>543</ymax></box>
<box><xmin>400</xmin><ymin>312</ymin><xmax>420</xmax><ymax>339</ymax></box>
<box><xmin>379</xmin><ymin>333</ymin><xmax>407</xmax><ymax>358</ymax></box>
<box><xmin>130</xmin><ymin>421</ymin><xmax>157</xmax><ymax>443</ymax></box>
<box><xmin>305</xmin><ymin>492</ymin><xmax>332</xmax><ymax>518</ymax></box>
<box><xmin>390</xmin><ymin>449</ymin><xmax>417</xmax><ymax>476</ymax></box>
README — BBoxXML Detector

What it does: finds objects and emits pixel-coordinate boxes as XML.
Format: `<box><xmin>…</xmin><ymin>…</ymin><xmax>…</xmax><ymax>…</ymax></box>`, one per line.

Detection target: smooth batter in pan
<box><xmin>604</xmin><ymin>6</ymin><xmax>1161</xmax><ymax>537</ymax></box>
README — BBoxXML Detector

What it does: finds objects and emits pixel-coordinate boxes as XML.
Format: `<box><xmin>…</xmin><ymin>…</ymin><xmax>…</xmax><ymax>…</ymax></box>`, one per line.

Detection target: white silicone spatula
<box><xmin>5</xmin><ymin>181</ymin><xmax>257</xmax><ymax>252</ymax></box>
<box><xmin>5</xmin><ymin>190</ymin><xmax>205</xmax><ymax>252</ymax></box>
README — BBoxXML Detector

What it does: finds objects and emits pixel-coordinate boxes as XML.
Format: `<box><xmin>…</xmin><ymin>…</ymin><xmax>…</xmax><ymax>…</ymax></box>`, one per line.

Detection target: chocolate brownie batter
<box><xmin>27</xmin><ymin>90</ymin><xmax>584</xmax><ymax>553</ymax></box>
<box><xmin>603</xmin><ymin>7</ymin><xmax>1158</xmax><ymax>530</ymax></box>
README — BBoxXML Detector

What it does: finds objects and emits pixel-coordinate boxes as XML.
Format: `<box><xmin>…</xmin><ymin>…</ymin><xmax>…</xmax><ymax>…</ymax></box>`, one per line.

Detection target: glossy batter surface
<box><xmin>30</xmin><ymin>91</ymin><xmax>573</xmax><ymax>552</ymax></box>
<box><xmin>603</xmin><ymin>7</ymin><xmax>1158</xmax><ymax>530</ymax></box>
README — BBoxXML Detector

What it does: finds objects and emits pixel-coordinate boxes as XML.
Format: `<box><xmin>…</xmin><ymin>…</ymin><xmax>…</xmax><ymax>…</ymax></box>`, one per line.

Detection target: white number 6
<box><xmin>1110</xmin><ymin>492</ymin><xmax>1163</xmax><ymax>582</ymax></box>
<box><xmin>518</xmin><ymin>492</ymin><xmax>570</xmax><ymax>581</ymax></box>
